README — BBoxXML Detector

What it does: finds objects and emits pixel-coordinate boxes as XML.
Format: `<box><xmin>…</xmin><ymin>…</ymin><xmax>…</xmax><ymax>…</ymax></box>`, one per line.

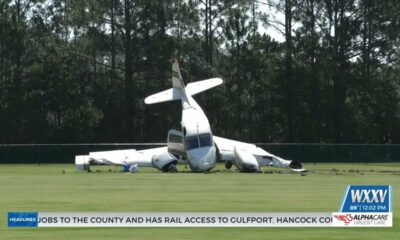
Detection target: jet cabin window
<box><xmin>185</xmin><ymin>134</ymin><xmax>212</xmax><ymax>150</ymax></box>
<box><xmin>169</xmin><ymin>134</ymin><xmax>182</xmax><ymax>143</ymax></box>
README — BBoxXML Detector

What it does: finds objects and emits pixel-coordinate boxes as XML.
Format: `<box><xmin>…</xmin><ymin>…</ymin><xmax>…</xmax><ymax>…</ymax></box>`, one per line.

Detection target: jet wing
<box><xmin>88</xmin><ymin>147</ymin><xmax>168</xmax><ymax>166</ymax></box>
<box><xmin>214</xmin><ymin>136</ymin><xmax>305</xmax><ymax>172</ymax></box>
<box><xmin>75</xmin><ymin>147</ymin><xmax>169</xmax><ymax>171</ymax></box>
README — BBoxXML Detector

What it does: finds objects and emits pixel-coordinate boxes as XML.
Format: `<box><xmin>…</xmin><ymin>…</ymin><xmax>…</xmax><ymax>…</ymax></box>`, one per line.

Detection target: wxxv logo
<box><xmin>351</xmin><ymin>189</ymin><xmax>387</xmax><ymax>203</ymax></box>
<box><xmin>341</xmin><ymin>185</ymin><xmax>392</xmax><ymax>212</ymax></box>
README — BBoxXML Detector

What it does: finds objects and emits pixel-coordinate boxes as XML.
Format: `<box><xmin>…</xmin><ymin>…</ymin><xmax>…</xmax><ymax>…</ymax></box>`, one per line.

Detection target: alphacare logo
<box><xmin>340</xmin><ymin>185</ymin><xmax>391</xmax><ymax>213</ymax></box>
<box><xmin>333</xmin><ymin>214</ymin><xmax>353</xmax><ymax>225</ymax></box>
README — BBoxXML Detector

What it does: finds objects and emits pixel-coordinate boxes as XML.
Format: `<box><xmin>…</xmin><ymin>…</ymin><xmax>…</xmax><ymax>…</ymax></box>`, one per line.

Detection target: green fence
<box><xmin>0</xmin><ymin>144</ymin><xmax>164</xmax><ymax>164</ymax></box>
<box><xmin>0</xmin><ymin>143</ymin><xmax>399</xmax><ymax>164</ymax></box>
<box><xmin>259</xmin><ymin>144</ymin><xmax>400</xmax><ymax>163</ymax></box>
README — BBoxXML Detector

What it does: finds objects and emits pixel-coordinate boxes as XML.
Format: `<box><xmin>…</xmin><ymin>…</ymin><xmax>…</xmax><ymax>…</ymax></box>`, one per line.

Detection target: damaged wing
<box><xmin>213</xmin><ymin>136</ymin><xmax>305</xmax><ymax>172</ymax></box>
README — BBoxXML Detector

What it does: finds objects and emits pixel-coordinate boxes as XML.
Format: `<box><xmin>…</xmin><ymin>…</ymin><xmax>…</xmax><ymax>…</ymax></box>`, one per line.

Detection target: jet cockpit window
<box><xmin>199</xmin><ymin>134</ymin><xmax>212</xmax><ymax>147</ymax></box>
<box><xmin>185</xmin><ymin>136</ymin><xmax>199</xmax><ymax>150</ymax></box>
<box><xmin>185</xmin><ymin>134</ymin><xmax>212</xmax><ymax>150</ymax></box>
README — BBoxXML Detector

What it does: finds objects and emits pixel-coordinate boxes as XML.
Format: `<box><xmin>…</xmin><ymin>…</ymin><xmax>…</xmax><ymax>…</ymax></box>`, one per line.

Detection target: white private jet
<box><xmin>75</xmin><ymin>62</ymin><xmax>305</xmax><ymax>173</ymax></box>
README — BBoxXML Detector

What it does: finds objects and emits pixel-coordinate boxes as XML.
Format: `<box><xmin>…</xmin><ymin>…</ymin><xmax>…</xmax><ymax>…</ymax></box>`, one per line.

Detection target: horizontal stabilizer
<box><xmin>145</xmin><ymin>88</ymin><xmax>184</xmax><ymax>104</ymax></box>
<box><xmin>186</xmin><ymin>78</ymin><xmax>223</xmax><ymax>96</ymax></box>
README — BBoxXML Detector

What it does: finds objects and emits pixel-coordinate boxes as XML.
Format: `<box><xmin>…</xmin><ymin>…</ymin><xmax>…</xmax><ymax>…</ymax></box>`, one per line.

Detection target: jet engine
<box><xmin>231</xmin><ymin>146</ymin><xmax>261</xmax><ymax>173</ymax></box>
<box><xmin>151</xmin><ymin>152</ymin><xmax>178</xmax><ymax>172</ymax></box>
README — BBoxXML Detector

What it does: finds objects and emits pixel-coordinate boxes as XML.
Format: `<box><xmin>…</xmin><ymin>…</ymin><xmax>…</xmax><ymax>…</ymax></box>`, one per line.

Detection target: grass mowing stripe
<box><xmin>1</xmin><ymin>163</ymin><xmax>399</xmax><ymax>239</ymax></box>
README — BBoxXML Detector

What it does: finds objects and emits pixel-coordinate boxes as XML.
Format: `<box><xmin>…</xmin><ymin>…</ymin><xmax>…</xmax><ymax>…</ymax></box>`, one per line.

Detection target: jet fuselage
<box><xmin>180</xmin><ymin>93</ymin><xmax>216</xmax><ymax>172</ymax></box>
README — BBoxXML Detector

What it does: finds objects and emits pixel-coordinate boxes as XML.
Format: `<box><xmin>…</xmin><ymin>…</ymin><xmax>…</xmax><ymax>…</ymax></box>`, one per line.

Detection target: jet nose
<box><xmin>187</xmin><ymin>146</ymin><xmax>216</xmax><ymax>172</ymax></box>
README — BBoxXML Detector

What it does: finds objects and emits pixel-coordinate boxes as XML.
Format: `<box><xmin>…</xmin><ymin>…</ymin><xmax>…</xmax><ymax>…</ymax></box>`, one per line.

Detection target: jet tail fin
<box><xmin>172</xmin><ymin>61</ymin><xmax>185</xmax><ymax>89</ymax></box>
<box><xmin>145</xmin><ymin>61</ymin><xmax>185</xmax><ymax>105</ymax></box>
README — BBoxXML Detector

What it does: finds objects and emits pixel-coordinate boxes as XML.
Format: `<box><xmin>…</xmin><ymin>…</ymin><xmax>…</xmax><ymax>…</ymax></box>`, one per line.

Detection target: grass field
<box><xmin>1</xmin><ymin>163</ymin><xmax>399</xmax><ymax>239</ymax></box>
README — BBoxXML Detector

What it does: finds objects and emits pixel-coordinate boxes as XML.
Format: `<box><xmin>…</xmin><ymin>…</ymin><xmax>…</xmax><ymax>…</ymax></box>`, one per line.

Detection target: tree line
<box><xmin>0</xmin><ymin>0</ymin><xmax>399</xmax><ymax>144</ymax></box>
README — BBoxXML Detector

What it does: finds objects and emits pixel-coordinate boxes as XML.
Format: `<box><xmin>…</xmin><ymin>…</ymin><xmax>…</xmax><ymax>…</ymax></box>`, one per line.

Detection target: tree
<box><xmin>0</xmin><ymin>0</ymin><xmax>399</xmax><ymax>144</ymax></box>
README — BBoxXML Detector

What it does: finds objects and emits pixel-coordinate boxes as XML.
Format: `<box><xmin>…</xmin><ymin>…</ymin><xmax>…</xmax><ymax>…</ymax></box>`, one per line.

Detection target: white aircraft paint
<box><xmin>75</xmin><ymin>62</ymin><xmax>305</xmax><ymax>173</ymax></box>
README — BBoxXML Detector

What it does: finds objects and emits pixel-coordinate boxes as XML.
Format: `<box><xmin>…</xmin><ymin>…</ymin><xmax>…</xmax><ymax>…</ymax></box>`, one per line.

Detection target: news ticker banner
<box><xmin>8</xmin><ymin>212</ymin><xmax>392</xmax><ymax>227</ymax></box>
<box><xmin>8</xmin><ymin>185</ymin><xmax>392</xmax><ymax>228</ymax></box>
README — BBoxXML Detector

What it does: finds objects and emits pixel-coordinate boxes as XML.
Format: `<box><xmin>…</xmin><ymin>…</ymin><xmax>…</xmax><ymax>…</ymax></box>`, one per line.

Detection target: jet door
<box><xmin>167</xmin><ymin>129</ymin><xmax>185</xmax><ymax>156</ymax></box>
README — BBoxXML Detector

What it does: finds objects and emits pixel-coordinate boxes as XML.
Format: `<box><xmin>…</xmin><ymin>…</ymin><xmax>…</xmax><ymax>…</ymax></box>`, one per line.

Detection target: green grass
<box><xmin>0</xmin><ymin>163</ymin><xmax>399</xmax><ymax>239</ymax></box>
